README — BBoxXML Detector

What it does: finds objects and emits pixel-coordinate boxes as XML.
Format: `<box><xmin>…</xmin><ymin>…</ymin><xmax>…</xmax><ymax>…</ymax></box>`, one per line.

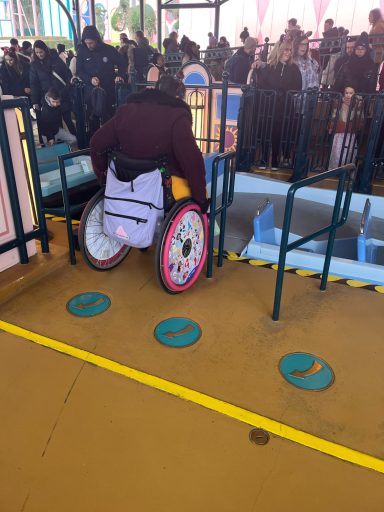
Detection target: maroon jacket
<box><xmin>90</xmin><ymin>89</ymin><xmax>207</xmax><ymax>204</ymax></box>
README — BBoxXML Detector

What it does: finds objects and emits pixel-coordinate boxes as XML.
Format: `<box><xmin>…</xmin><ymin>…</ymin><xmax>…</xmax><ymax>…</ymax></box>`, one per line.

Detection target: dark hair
<box><xmin>10</xmin><ymin>38</ymin><xmax>18</xmax><ymax>46</ymax></box>
<box><xmin>120</xmin><ymin>32</ymin><xmax>127</xmax><ymax>38</ymax></box>
<box><xmin>208</xmin><ymin>32</ymin><xmax>213</xmax><ymax>37</ymax></box>
<box><xmin>344</xmin><ymin>82</ymin><xmax>357</xmax><ymax>93</ymax></box>
<box><xmin>152</xmin><ymin>52</ymin><xmax>164</xmax><ymax>65</ymax></box>
<box><xmin>288</xmin><ymin>18</ymin><xmax>297</xmax><ymax>25</ymax></box>
<box><xmin>240</xmin><ymin>27</ymin><xmax>249</xmax><ymax>42</ymax></box>
<box><xmin>135</xmin><ymin>30</ymin><xmax>144</xmax><ymax>39</ymax></box>
<box><xmin>293</xmin><ymin>34</ymin><xmax>309</xmax><ymax>58</ymax></box>
<box><xmin>347</xmin><ymin>36</ymin><xmax>357</xmax><ymax>43</ymax></box>
<box><xmin>4</xmin><ymin>49</ymin><xmax>17</xmax><ymax>61</ymax></box>
<box><xmin>370</xmin><ymin>9</ymin><xmax>382</xmax><ymax>24</ymax></box>
<box><xmin>22</xmin><ymin>41</ymin><xmax>32</xmax><ymax>50</ymax></box>
<box><xmin>163</xmin><ymin>38</ymin><xmax>170</xmax><ymax>49</ymax></box>
<box><xmin>156</xmin><ymin>75</ymin><xmax>185</xmax><ymax>99</ymax></box>
<box><xmin>47</xmin><ymin>88</ymin><xmax>61</xmax><ymax>100</ymax></box>
<box><xmin>179</xmin><ymin>35</ymin><xmax>190</xmax><ymax>52</ymax></box>
<box><xmin>184</xmin><ymin>40</ymin><xmax>199</xmax><ymax>59</ymax></box>
<box><xmin>324</xmin><ymin>18</ymin><xmax>334</xmax><ymax>26</ymax></box>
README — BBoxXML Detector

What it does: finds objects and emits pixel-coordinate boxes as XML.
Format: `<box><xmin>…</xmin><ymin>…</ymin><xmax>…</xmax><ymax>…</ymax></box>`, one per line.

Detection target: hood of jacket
<box><xmin>81</xmin><ymin>25</ymin><xmax>103</xmax><ymax>44</ymax></box>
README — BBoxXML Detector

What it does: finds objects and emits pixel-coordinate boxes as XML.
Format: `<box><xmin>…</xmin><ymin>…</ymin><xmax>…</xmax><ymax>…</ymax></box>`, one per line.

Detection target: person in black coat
<box><xmin>334</xmin><ymin>32</ymin><xmax>377</xmax><ymax>94</ymax></box>
<box><xmin>319</xmin><ymin>18</ymin><xmax>340</xmax><ymax>69</ymax></box>
<box><xmin>30</xmin><ymin>40</ymin><xmax>76</xmax><ymax>135</ymax></box>
<box><xmin>226</xmin><ymin>36</ymin><xmax>257</xmax><ymax>84</ymax></box>
<box><xmin>253</xmin><ymin>39</ymin><xmax>302</xmax><ymax>168</ymax></box>
<box><xmin>39</xmin><ymin>88</ymin><xmax>77</xmax><ymax>146</ymax></box>
<box><xmin>0</xmin><ymin>49</ymin><xmax>30</xmax><ymax>98</ymax></box>
<box><xmin>76</xmin><ymin>24</ymin><xmax>125</xmax><ymax>130</ymax></box>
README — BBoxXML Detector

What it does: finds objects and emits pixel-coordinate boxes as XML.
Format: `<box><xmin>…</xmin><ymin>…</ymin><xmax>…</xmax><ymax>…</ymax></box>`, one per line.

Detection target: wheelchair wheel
<box><xmin>79</xmin><ymin>188</ymin><xmax>131</xmax><ymax>271</ymax></box>
<box><xmin>155</xmin><ymin>199</ymin><xmax>208</xmax><ymax>294</ymax></box>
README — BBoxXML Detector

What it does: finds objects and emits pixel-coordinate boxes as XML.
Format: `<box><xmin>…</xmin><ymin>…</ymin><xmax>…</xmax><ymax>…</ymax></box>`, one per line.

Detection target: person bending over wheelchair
<box><xmin>90</xmin><ymin>75</ymin><xmax>208</xmax><ymax>213</ymax></box>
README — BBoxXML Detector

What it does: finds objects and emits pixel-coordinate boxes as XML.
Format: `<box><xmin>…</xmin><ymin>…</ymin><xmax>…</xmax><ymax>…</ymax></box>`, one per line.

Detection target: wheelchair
<box><xmin>78</xmin><ymin>156</ymin><xmax>209</xmax><ymax>294</ymax></box>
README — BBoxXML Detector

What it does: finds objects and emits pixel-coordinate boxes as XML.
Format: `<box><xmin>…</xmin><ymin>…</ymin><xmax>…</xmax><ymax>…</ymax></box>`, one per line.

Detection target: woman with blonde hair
<box><xmin>252</xmin><ymin>39</ymin><xmax>302</xmax><ymax>168</ymax></box>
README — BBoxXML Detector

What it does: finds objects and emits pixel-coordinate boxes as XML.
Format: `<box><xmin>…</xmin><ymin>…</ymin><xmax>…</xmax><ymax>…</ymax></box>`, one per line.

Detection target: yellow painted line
<box><xmin>296</xmin><ymin>269</ymin><xmax>318</xmax><ymax>277</ymax></box>
<box><xmin>346</xmin><ymin>280</ymin><xmax>372</xmax><ymax>288</ymax></box>
<box><xmin>319</xmin><ymin>274</ymin><xmax>342</xmax><ymax>282</ymax></box>
<box><xmin>46</xmin><ymin>215</ymin><xmax>80</xmax><ymax>225</ymax></box>
<box><xmin>271</xmin><ymin>264</ymin><xmax>294</xmax><ymax>271</ymax></box>
<box><xmin>1</xmin><ymin>318</ymin><xmax>384</xmax><ymax>475</ymax></box>
<box><xmin>219</xmin><ymin>252</ymin><xmax>384</xmax><ymax>292</ymax></box>
<box><xmin>248</xmin><ymin>259</ymin><xmax>271</xmax><ymax>266</ymax></box>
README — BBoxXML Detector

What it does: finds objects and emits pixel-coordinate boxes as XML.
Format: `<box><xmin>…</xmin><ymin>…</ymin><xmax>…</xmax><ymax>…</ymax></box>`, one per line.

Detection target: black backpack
<box><xmin>91</xmin><ymin>86</ymin><xmax>108</xmax><ymax>120</ymax></box>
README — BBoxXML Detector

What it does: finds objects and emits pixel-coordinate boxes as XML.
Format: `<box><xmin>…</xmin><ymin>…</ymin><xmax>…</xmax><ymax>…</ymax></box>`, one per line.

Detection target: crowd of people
<box><xmin>0</xmin><ymin>7</ymin><xmax>384</xmax><ymax>181</ymax></box>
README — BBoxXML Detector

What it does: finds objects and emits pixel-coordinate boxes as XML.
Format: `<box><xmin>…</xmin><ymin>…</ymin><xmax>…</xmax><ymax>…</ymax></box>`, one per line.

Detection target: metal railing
<box><xmin>272</xmin><ymin>163</ymin><xmax>356</xmax><ymax>321</ymax></box>
<box><xmin>207</xmin><ymin>150</ymin><xmax>236</xmax><ymax>279</ymax></box>
<box><xmin>57</xmin><ymin>148</ymin><xmax>91</xmax><ymax>265</ymax></box>
<box><xmin>0</xmin><ymin>97</ymin><xmax>49</xmax><ymax>263</ymax></box>
<box><xmin>341</xmin><ymin>91</ymin><xmax>384</xmax><ymax>194</ymax></box>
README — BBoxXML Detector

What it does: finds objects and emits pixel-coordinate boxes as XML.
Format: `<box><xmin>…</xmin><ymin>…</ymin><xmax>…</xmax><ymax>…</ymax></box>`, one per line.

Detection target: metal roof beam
<box><xmin>160</xmin><ymin>3</ymin><xmax>216</xmax><ymax>8</ymax></box>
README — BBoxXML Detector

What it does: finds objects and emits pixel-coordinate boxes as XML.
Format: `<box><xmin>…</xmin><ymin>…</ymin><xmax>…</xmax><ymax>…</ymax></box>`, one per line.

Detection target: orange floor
<box><xmin>1</xmin><ymin>217</ymin><xmax>384</xmax><ymax>511</ymax></box>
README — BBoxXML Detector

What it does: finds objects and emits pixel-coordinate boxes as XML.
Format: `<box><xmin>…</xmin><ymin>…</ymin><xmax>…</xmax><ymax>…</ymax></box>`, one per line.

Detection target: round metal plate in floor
<box><xmin>154</xmin><ymin>317</ymin><xmax>202</xmax><ymax>347</ymax></box>
<box><xmin>66</xmin><ymin>292</ymin><xmax>111</xmax><ymax>317</ymax></box>
<box><xmin>249</xmin><ymin>428</ymin><xmax>270</xmax><ymax>445</ymax></box>
<box><xmin>279</xmin><ymin>352</ymin><xmax>334</xmax><ymax>391</ymax></box>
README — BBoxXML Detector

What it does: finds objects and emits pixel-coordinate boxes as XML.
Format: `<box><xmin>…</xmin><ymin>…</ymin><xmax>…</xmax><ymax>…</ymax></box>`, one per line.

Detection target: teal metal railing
<box><xmin>207</xmin><ymin>150</ymin><xmax>236</xmax><ymax>278</ymax></box>
<box><xmin>57</xmin><ymin>148</ymin><xmax>91</xmax><ymax>265</ymax></box>
<box><xmin>272</xmin><ymin>163</ymin><xmax>357</xmax><ymax>321</ymax></box>
<box><xmin>0</xmin><ymin>97</ymin><xmax>49</xmax><ymax>263</ymax></box>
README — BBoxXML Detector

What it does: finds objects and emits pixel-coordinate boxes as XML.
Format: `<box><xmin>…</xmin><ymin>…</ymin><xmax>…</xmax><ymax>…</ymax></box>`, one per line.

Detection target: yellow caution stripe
<box><xmin>1</xmin><ymin>318</ymin><xmax>384</xmax><ymax>474</ymax></box>
<box><xmin>45</xmin><ymin>214</ymin><xmax>80</xmax><ymax>225</ymax></box>
<box><xmin>217</xmin><ymin>250</ymin><xmax>384</xmax><ymax>294</ymax></box>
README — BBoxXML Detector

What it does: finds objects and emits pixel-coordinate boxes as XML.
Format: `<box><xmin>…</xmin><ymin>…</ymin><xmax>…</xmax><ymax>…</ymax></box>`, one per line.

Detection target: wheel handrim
<box><xmin>84</xmin><ymin>198</ymin><xmax>127</xmax><ymax>264</ymax></box>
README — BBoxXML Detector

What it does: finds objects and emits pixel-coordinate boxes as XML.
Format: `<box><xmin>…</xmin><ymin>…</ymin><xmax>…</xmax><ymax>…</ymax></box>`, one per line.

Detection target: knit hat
<box><xmin>243</xmin><ymin>36</ymin><xmax>258</xmax><ymax>52</ymax></box>
<box><xmin>355</xmin><ymin>31</ymin><xmax>370</xmax><ymax>50</ymax></box>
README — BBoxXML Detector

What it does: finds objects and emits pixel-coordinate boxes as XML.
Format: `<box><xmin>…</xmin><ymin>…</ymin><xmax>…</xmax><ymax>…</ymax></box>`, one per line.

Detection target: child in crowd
<box><xmin>40</xmin><ymin>88</ymin><xmax>77</xmax><ymax>147</ymax></box>
<box><xmin>328</xmin><ymin>85</ymin><xmax>362</xmax><ymax>169</ymax></box>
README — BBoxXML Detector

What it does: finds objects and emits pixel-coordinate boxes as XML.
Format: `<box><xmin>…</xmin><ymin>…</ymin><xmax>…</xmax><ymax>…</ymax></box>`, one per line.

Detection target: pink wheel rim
<box><xmin>161</xmin><ymin>204</ymin><xmax>208</xmax><ymax>292</ymax></box>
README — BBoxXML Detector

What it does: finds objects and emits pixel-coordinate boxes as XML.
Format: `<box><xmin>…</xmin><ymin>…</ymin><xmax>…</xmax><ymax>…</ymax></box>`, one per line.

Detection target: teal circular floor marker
<box><xmin>154</xmin><ymin>317</ymin><xmax>202</xmax><ymax>348</ymax></box>
<box><xmin>66</xmin><ymin>292</ymin><xmax>111</xmax><ymax>317</ymax></box>
<box><xmin>279</xmin><ymin>352</ymin><xmax>334</xmax><ymax>391</ymax></box>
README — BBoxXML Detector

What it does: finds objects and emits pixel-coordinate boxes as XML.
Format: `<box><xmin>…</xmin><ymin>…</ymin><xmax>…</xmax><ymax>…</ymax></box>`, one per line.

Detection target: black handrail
<box><xmin>272</xmin><ymin>163</ymin><xmax>357</xmax><ymax>321</ymax></box>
